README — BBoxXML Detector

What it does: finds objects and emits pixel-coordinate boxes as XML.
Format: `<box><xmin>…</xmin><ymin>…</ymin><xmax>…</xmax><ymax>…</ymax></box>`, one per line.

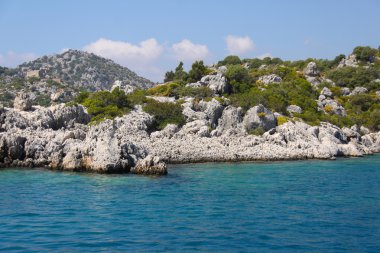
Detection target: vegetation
<box><xmin>62</xmin><ymin>45</ymin><xmax>380</xmax><ymax>131</ymax></box>
<box><xmin>143</xmin><ymin>99</ymin><xmax>186</xmax><ymax>130</ymax></box>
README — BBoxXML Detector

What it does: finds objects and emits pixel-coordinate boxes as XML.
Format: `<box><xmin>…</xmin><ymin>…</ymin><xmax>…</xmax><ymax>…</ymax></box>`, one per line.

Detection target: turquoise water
<box><xmin>1</xmin><ymin>156</ymin><xmax>380</xmax><ymax>252</ymax></box>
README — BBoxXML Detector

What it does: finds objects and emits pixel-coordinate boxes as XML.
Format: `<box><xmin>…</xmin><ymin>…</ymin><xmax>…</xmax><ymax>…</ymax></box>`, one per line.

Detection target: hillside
<box><xmin>76</xmin><ymin>46</ymin><xmax>380</xmax><ymax>131</ymax></box>
<box><xmin>0</xmin><ymin>50</ymin><xmax>153</xmax><ymax>106</ymax></box>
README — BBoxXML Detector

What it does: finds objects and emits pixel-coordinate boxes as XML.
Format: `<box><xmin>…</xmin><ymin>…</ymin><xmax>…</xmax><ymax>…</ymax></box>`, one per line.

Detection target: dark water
<box><xmin>1</xmin><ymin>155</ymin><xmax>380</xmax><ymax>252</ymax></box>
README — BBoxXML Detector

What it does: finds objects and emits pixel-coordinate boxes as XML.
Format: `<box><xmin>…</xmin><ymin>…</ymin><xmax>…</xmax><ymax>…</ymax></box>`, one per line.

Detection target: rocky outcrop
<box><xmin>350</xmin><ymin>87</ymin><xmax>368</xmax><ymax>96</ymax></box>
<box><xmin>242</xmin><ymin>104</ymin><xmax>276</xmax><ymax>132</ymax></box>
<box><xmin>186</xmin><ymin>67</ymin><xmax>228</xmax><ymax>94</ymax></box>
<box><xmin>130</xmin><ymin>155</ymin><xmax>167</xmax><ymax>175</ymax></box>
<box><xmin>1</xmin><ymin>100</ymin><xmax>380</xmax><ymax>175</ymax></box>
<box><xmin>338</xmin><ymin>54</ymin><xmax>358</xmax><ymax>68</ymax></box>
<box><xmin>317</xmin><ymin>88</ymin><xmax>346</xmax><ymax>116</ymax></box>
<box><xmin>287</xmin><ymin>105</ymin><xmax>302</xmax><ymax>115</ymax></box>
<box><xmin>13</xmin><ymin>92</ymin><xmax>32</xmax><ymax>111</ymax></box>
<box><xmin>304</xmin><ymin>62</ymin><xmax>320</xmax><ymax>77</ymax></box>
<box><xmin>258</xmin><ymin>74</ymin><xmax>282</xmax><ymax>85</ymax></box>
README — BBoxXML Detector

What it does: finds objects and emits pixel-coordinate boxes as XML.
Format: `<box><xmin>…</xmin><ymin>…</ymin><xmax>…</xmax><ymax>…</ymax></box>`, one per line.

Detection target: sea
<box><xmin>1</xmin><ymin>155</ymin><xmax>380</xmax><ymax>252</ymax></box>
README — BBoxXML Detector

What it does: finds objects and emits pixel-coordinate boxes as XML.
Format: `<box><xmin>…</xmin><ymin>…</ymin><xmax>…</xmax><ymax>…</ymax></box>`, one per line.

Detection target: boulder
<box><xmin>304</xmin><ymin>62</ymin><xmax>319</xmax><ymax>77</ymax></box>
<box><xmin>243</xmin><ymin>104</ymin><xmax>276</xmax><ymax>132</ymax></box>
<box><xmin>350</xmin><ymin>87</ymin><xmax>368</xmax><ymax>96</ymax></box>
<box><xmin>214</xmin><ymin>106</ymin><xmax>243</xmax><ymax>136</ymax></box>
<box><xmin>130</xmin><ymin>155</ymin><xmax>167</xmax><ymax>175</ymax></box>
<box><xmin>338</xmin><ymin>54</ymin><xmax>358</xmax><ymax>68</ymax></box>
<box><xmin>321</xmin><ymin>87</ymin><xmax>333</xmax><ymax>97</ymax></box>
<box><xmin>198</xmin><ymin>98</ymin><xmax>224</xmax><ymax>128</ymax></box>
<box><xmin>341</xmin><ymin>87</ymin><xmax>350</xmax><ymax>96</ymax></box>
<box><xmin>287</xmin><ymin>105</ymin><xmax>302</xmax><ymax>115</ymax></box>
<box><xmin>258</xmin><ymin>74</ymin><xmax>282</xmax><ymax>84</ymax></box>
<box><xmin>13</xmin><ymin>92</ymin><xmax>32</xmax><ymax>111</ymax></box>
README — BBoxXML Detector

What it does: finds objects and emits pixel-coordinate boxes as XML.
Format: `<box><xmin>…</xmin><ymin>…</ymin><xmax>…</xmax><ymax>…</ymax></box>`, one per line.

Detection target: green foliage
<box><xmin>326</xmin><ymin>67</ymin><xmax>380</xmax><ymax>90</ymax></box>
<box><xmin>77</xmin><ymin>88</ymin><xmax>130</xmax><ymax>123</ymax></box>
<box><xmin>188</xmin><ymin>60</ymin><xmax>208</xmax><ymax>83</ymax></box>
<box><xmin>177</xmin><ymin>86</ymin><xmax>214</xmax><ymax>99</ymax></box>
<box><xmin>10</xmin><ymin>78</ymin><xmax>25</xmax><ymax>90</ymax></box>
<box><xmin>35</xmin><ymin>94</ymin><xmax>51</xmax><ymax>107</ymax></box>
<box><xmin>225</xmin><ymin>65</ymin><xmax>250</xmax><ymax>93</ymax></box>
<box><xmin>249</xmin><ymin>127</ymin><xmax>265</xmax><ymax>136</ymax></box>
<box><xmin>143</xmin><ymin>99</ymin><xmax>186</xmax><ymax>130</ymax></box>
<box><xmin>218</xmin><ymin>55</ymin><xmax>241</xmax><ymax>66</ymax></box>
<box><xmin>147</xmin><ymin>82</ymin><xmax>181</xmax><ymax>97</ymax></box>
<box><xmin>164</xmin><ymin>62</ymin><xmax>188</xmax><ymax>83</ymax></box>
<box><xmin>126</xmin><ymin>89</ymin><xmax>147</xmax><ymax>106</ymax></box>
<box><xmin>277</xmin><ymin>116</ymin><xmax>287</xmax><ymax>126</ymax></box>
<box><xmin>353</xmin><ymin>46</ymin><xmax>378</xmax><ymax>62</ymax></box>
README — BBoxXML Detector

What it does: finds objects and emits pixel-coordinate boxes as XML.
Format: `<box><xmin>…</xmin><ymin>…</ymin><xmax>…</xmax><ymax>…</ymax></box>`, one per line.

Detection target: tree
<box><xmin>353</xmin><ymin>46</ymin><xmax>378</xmax><ymax>62</ymax></box>
<box><xmin>188</xmin><ymin>60</ymin><xmax>208</xmax><ymax>83</ymax></box>
<box><xmin>218</xmin><ymin>55</ymin><xmax>241</xmax><ymax>66</ymax></box>
<box><xmin>225</xmin><ymin>65</ymin><xmax>250</xmax><ymax>93</ymax></box>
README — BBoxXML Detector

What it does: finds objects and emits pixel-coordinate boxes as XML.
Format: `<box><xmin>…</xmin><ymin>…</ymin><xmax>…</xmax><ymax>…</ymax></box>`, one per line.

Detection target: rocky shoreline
<box><xmin>1</xmin><ymin>98</ymin><xmax>379</xmax><ymax>175</ymax></box>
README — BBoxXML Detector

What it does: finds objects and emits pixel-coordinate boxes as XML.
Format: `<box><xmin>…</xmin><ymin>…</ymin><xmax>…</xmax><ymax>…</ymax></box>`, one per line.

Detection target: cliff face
<box><xmin>1</xmin><ymin>101</ymin><xmax>379</xmax><ymax>175</ymax></box>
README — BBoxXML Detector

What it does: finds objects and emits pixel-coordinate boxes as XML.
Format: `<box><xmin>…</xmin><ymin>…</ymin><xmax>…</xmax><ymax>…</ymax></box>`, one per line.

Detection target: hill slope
<box><xmin>0</xmin><ymin>50</ymin><xmax>153</xmax><ymax>106</ymax></box>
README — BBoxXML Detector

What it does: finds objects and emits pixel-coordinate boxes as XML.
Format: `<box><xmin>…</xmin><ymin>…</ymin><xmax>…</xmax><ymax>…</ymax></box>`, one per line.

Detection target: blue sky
<box><xmin>0</xmin><ymin>0</ymin><xmax>379</xmax><ymax>81</ymax></box>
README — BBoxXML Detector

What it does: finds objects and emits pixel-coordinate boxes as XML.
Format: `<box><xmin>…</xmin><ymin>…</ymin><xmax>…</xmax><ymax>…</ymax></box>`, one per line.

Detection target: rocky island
<box><xmin>1</xmin><ymin>47</ymin><xmax>380</xmax><ymax>175</ymax></box>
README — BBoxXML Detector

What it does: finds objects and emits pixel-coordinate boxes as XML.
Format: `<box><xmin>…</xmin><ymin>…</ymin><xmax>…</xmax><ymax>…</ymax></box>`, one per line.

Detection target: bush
<box><xmin>147</xmin><ymin>82</ymin><xmax>181</xmax><ymax>97</ymax></box>
<box><xmin>78</xmin><ymin>88</ymin><xmax>130</xmax><ymax>123</ymax></box>
<box><xmin>188</xmin><ymin>60</ymin><xmax>208</xmax><ymax>83</ymax></box>
<box><xmin>326</xmin><ymin>67</ymin><xmax>379</xmax><ymax>90</ymax></box>
<box><xmin>353</xmin><ymin>46</ymin><xmax>378</xmax><ymax>62</ymax></box>
<box><xmin>143</xmin><ymin>99</ymin><xmax>186</xmax><ymax>130</ymax></box>
<box><xmin>127</xmin><ymin>89</ymin><xmax>147</xmax><ymax>106</ymax></box>
<box><xmin>225</xmin><ymin>65</ymin><xmax>250</xmax><ymax>93</ymax></box>
<box><xmin>277</xmin><ymin>116</ymin><xmax>287</xmax><ymax>126</ymax></box>
<box><xmin>249</xmin><ymin>127</ymin><xmax>265</xmax><ymax>136</ymax></box>
<box><xmin>177</xmin><ymin>86</ymin><xmax>214</xmax><ymax>99</ymax></box>
<box><xmin>218</xmin><ymin>55</ymin><xmax>241</xmax><ymax>66</ymax></box>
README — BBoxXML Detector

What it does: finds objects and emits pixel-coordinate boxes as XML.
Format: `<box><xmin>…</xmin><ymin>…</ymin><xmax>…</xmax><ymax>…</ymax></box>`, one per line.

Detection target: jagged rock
<box><xmin>111</xmin><ymin>81</ymin><xmax>136</xmax><ymax>95</ymax></box>
<box><xmin>338</xmin><ymin>54</ymin><xmax>358</xmax><ymax>68</ymax></box>
<box><xmin>214</xmin><ymin>106</ymin><xmax>243</xmax><ymax>136</ymax></box>
<box><xmin>198</xmin><ymin>99</ymin><xmax>224</xmax><ymax>128</ymax></box>
<box><xmin>306</xmin><ymin>76</ymin><xmax>322</xmax><ymax>87</ymax></box>
<box><xmin>186</xmin><ymin>68</ymin><xmax>228</xmax><ymax>94</ymax></box>
<box><xmin>321</xmin><ymin>87</ymin><xmax>333</xmax><ymax>97</ymax></box>
<box><xmin>13</xmin><ymin>92</ymin><xmax>32</xmax><ymax>111</ymax></box>
<box><xmin>304</xmin><ymin>62</ymin><xmax>320</xmax><ymax>77</ymax></box>
<box><xmin>350</xmin><ymin>87</ymin><xmax>368</xmax><ymax>96</ymax></box>
<box><xmin>341</xmin><ymin>87</ymin><xmax>350</xmax><ymax>96</ymax></box>
<box><xmin>318</xmin><ymin>95</ymin><xmax>346</xmax><ymax>116</ymax></box>
<box><xmin>376</xmin><ymin>91</ymin><xmax>380</xmax><ymax>99</ymax></box>
<box><xmin>258</xmin><ymin>74</ymin><xmax>282</xmax><ymax>84</ymax></box>
<box><xmin>360</xmin><ymin>126</ymin><xmax>371</xmax><ymax>135</ymax></box>
<box><xmin>243</xmin><ymin>104</ymin><xmax>276</xmax><ymax>132</ymax></box>
<box><xmin>130</xmin><ymin>155</ymin><xmax>167</xmax><ymax>175</ymax></box>
<box><xmin>287</xmin><ymin>105</ymin><xmax>302</xmax><ymax>115</ymax></box>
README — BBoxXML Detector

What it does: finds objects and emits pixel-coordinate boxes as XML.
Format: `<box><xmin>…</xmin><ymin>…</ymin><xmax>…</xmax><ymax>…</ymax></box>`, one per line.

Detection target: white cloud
<box><xmin>172</xmin><ymin>39</ymin><xmax>210</xmax><ymax>62</ymax></box>
<box><xmin>83</xmin><ymin>38</ymin><xmax>164</xmax><ymax>81</ymax></box>
<box><xmin>0</xmin><ymin>51</ymin><xmax>38</xmax><ymax>67</ymax></box>
<box><xmin>256</xmin><ymin>53</ymin><xmax>273</xmax><ymax>59</ymax></box>
<box><xmin>225</xmin><ymin>35</ymin><xmax>256</xmax><ymax>55</ymax></box>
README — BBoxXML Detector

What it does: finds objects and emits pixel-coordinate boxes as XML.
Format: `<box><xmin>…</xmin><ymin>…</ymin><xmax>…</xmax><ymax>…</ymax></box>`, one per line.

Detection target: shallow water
<box><xmin>1</xmin><ymin>155</ymin><xmax>380</xmax><ymax>252</ymax></box>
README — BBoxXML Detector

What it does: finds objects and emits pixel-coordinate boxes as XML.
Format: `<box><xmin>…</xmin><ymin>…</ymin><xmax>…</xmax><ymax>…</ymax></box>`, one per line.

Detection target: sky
<box><xmin>0</xmin><ymin>0</ymin><xmax>379</xmax><ymax>82</ymax></box>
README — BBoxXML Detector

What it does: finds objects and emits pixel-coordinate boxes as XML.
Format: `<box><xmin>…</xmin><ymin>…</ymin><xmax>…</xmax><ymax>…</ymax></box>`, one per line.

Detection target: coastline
<box><xmin>1</xmin><ymin>103</ymin><xmax>379</xmax><ymax>175</ymax></box>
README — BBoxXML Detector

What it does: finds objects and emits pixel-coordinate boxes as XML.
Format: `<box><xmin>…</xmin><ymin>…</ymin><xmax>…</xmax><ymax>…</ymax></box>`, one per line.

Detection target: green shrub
<box><xmin>188</xmin><ymin>60</ymin><xmax>208</xmax><ymax>83</ymax></box>
<box><xmin>147</xmin><ymin>82</ymin><xmax>181</xmax><ymax>97</ymax></box>
<box><xmin>78</xmin><ymin>87</ymin><xmax>130</xmax><ymax>123</ymax></box>
<box><xmin>277</xmin><ymin>116</ymin><xmax>287</xmax><ymax>125</ymax></box>
<box><xmin>127</xmin><ymin>89</ymin><xmax>147</xmax><ymax>106</ymax></box>
<box><xmin>249</xmin><ymin>127</ymin><xmax>265</xmax><ymax>136</ymax></box>
<box><xmin>177</xmin><ymin>86</ymin><xmax>214</xmax><ymax>99</ymax></box>
<box><xmin>143</xmin><ymin>99</ymin><xmax>186</xmax><ymax>130</ymax></box>
<box><xmin>218</xmin><ymin>55</ymin><xmax>241</xmax><ymax>66</ymax></box>
<box><xmin>353</xmin><ymin>46</ymin><xmax>378</xmax><ymax>62</ymax></box>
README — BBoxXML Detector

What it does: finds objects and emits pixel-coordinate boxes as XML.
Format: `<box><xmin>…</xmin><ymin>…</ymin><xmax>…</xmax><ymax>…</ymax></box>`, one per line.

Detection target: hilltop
<box><xmin>0</xmin><ymin>50</ymin><xmax>153</xmax><ymax>106</ymax></box>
